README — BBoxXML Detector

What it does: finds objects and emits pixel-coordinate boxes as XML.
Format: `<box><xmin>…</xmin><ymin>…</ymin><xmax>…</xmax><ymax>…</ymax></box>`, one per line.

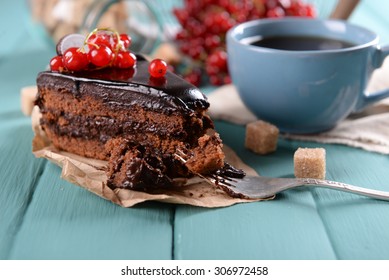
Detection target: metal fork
<box><xmin>206</xmin><ymin>174</ymin><xmax>389</xmax><ymax>201</ymax></box>
<box><xmin>174</xmin><ymin>150</ymin><xmax>389</xmax><ymax>201</ymax></box>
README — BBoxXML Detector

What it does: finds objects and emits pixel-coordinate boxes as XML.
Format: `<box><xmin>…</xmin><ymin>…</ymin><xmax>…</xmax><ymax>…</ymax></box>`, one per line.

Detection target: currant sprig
<box><xmin>50</xmin><ymin>28</ymin><xmax>136</xmax><ymax>72</ymax></box>
<box><xmin>173</xmin><ymin>0</ymin><xmax>316</xmax><ymax>86</ymax></box>
<box><xmin>50</xmin><ymin>28</ymin><xmax>169</xmax><ymax>80</ymax></box>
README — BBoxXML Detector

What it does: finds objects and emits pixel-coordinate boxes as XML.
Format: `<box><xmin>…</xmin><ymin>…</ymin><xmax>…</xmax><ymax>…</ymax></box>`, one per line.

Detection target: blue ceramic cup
<box><xmin>227</xmin><ymin>18</ymin><xmax>389</xmax><ymax>133</ymax></box>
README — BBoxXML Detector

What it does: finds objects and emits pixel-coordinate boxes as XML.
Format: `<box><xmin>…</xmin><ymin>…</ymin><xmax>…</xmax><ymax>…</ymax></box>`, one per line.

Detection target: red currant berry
<box><xmin>205</xmin><ymin>11</ymin><xmax>233</xmax><ymax>34</ymax></box>
<box><xmin>50</xmin><ymin>55</ymin><xmax>64</xmax><ymax>72</ymax></box>
<box><xmin>188</xmin><ymin>45</ymin><xmax>204</xmax><ymax>60</ymax></box>
<box><xmin>173</xmin><ymin>8</ymin><xmax>189</xmax><ymax>25</ymax></box>
<box><xmin>266</xmin><ymin>7</ymin><xmax>285</xmax><ymax>18</ymax></box>
<box><xmin>265</xmin><ymin>0</ymin><xmax>279</xmax><ymax>10</ymax></box>
<box><xmin>119</xmin><ymin>34</ymin><xmax>132</xmax><ymax>49</ymax></box>
<box><xmin>62</xmin><ymin>47</ymin><xmax>89</xmax><ymax>71</ymax></box>
<box><xmin>205</xmin><ymin>64</ymin><xmax>218</xmax><ymax>76</ymax></box>
<box><xmin>184</xmin><ymin>68</ymin><xmax>202</xmax><ymax>87</ymax></box>
<box><xmin>148</xmin><ymin>59</ymin><xmax>168</xmax><ymax>78</ymax></box>
<box><xmin>206</xmin><ymin>50</ymin><xmax>227</xmax><ymax>72</ymax></box>
<box><xmin>209</xmin><ymin>74</ymin><xmax>223</xmax><ymax>86</ymax></box>
<box><xmin>114</xmin><ymin>51</ymin><xmax>137</xmax><ymax>68</ymax></box>
<box><xmin>235</xmin><ymin>10</ymin><xmax>249</xmax><ymax>23</ymax></box>
<box><xmin>175</xmin><ymin>29</ymin><xmax>188</xmax><ymax>41</ymax></box>
<box><xmin>87</xmin><ymin>32</ymin><xmax>115</xmax><ymax>50</ymax></box>
<box><xmin>87</xmin><ymin>33</ymin><xmax>106</xmax><ymax>47</ymax></box>
<box><xmin>88</xmin><ymin>45</ymin><xmax>113</xmax><ymax>67</ymax></box>
<box><xmin>287</xmin><ymin>1</ymin><xmax>313</xmax><ymax>17</ymax></box>
<box><xmin>305</xmin><ymin>5</ymin><xmax>316</xmax><ymax>17</ymax></box>
<box><xmin>204</xmin><ymin>34</ymin><xmax>221</xmax><ymax>51</ymax></box>
<box><xmin>223</xmin><ymin>75</ymin><xmax>231</xmax><ymax>84</ymax></box>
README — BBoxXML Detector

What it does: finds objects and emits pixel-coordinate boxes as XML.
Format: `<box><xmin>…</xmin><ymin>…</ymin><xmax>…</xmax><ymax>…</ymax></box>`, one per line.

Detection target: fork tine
<box><xmin>175</xmin><ymin>148</ymin><xmax>186</xmax><ymax>157</ymax></box>
<box><xmin>174</xmin><ymin>149</ymin><xmax>250</xmax><ymax>198</ymax></box>
<box><xmin>174</xmin><ymin>148</ymin><xmax>188</xmax><ymax>163</ymax></box>
<box><xmin>208</xmin><ymin>173</ymin><xmax>237</xmax><ymax>188</ymax></box>
<box><xmin>207</xmin><ymin>173</ymin><xmax>254</xmax><ymax>199</ymax></box>
<box><xmin>206</xmin><ymin>174</ymin><xmax>251</xmax><ymax>199</ymax></box>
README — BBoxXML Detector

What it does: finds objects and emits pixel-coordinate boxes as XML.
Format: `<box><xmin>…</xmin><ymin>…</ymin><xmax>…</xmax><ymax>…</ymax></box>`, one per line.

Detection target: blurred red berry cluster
<box><xmin>173</xmin><ymin>0</ymin><xmax>316</xmax><ymax>86</ymax></box>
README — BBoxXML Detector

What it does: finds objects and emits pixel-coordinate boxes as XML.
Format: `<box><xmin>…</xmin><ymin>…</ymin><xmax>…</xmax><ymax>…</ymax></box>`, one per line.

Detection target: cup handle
<box><xmin>355</xmin><ymin>45</ymin><xmax>389</xmax><ymax>111</ymax></box>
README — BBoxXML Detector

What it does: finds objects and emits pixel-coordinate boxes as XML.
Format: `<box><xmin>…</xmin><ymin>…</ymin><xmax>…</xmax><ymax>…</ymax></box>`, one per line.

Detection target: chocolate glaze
<box><xmin>36</xmin><ymin>55</ymin><xmax>209</xmax><ymax>115</ymax></box>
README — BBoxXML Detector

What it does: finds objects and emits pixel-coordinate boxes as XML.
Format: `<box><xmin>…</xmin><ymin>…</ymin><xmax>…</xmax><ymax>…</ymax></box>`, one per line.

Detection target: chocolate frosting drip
<box><xmin>215</xmin><ymin>162</ymin><xmax>246</xmax><ymax>178</ymax></box>
<box><xmin>37</xmin><ymin>55</ymin><xmax>209</xmax><ymax>115</ymax></box>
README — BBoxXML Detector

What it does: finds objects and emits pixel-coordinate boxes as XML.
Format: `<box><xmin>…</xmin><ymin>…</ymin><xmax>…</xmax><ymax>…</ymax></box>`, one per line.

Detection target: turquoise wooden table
<box><xmin>1</xmin><ymin>1</ymin><xmax>389</xmax><ymax>260</ymax></box>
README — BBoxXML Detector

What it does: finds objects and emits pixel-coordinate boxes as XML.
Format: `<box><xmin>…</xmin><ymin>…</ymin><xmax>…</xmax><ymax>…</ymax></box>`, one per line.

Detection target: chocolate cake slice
<box><xmin>36</xmin><ymin>55</ymin><xmax>225</xmax><ymax>192</ymax></box>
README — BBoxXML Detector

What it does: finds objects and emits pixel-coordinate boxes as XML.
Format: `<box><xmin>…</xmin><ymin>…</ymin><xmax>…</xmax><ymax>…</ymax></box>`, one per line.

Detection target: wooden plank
<box><xmin>0</xmin><ymin>50</ymin><xmax>53</xmax><ymax>115</ymax></box>
<box><xmin>174</xmin><ymin>122</ymin><xmax>389</xmax><ymax>259</ymax></box>
<box><xmin>0</xmin><ymin>119</ymin><xmax>46</xmax><ymax>259</ymax></box>
<box><xmin>0</xmin><ymin>116</ymin><xmax>173</xmax><ymax>259</ymax></box>
<box><xmin>8</xmin><ymin>161</ymin><xmax>174</xmax><ymax>259</ymax></box>
<box><xmin>174</xmin><ymin>122</ymin><xmax>336</xmax><ymax>259</ymax></box>
<box><xmin>2</xmin><ymin>0</ymin><xmax>389</xmax><ymax>260</ymax></box>
<box><xmin>309</xmin><ymin>144</ymin><xmax>389</xmax><ymax>259</ymax></box>
<box><xmin>174</xmin><ymin>200</ymin><xmax>337</xmax><ymax>260</ymax></box>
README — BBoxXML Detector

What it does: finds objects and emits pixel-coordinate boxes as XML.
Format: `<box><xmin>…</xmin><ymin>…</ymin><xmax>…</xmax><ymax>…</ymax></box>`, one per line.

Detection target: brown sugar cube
<box><xmin>294</xmin><ymin>148</ymin><xmax>326</xmax><ymax>179</ymax></box>
<box><xmin>245</xmin><ymin>120</ymin><xmax>279</xmax><ymax>155</ymax></box>
<box><xmin>20</xmin><ymin>86</ymin><xmax>38</xmax><ymax>116</ymax></box>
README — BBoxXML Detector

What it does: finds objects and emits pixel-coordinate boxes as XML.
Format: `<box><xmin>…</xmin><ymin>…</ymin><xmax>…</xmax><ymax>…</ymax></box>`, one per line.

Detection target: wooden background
<box><xmin>1</xmin><ymin>0</ymin><xmax>389</xmax><ymax>259</ymax></box>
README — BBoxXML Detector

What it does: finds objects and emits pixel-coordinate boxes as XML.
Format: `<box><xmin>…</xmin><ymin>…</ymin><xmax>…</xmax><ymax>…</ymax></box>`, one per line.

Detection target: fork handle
<box><xmin>297</xmin><ymin>178</ymin><xmax>389</xmax><ymax>201</ymax></box>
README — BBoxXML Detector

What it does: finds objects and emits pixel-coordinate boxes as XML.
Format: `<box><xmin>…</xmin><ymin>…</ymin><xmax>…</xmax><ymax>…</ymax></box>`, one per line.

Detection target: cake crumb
<box><xmin>245</xmin><ymin>120</ymin><xmax>279</xmax><ymax>154</ymax></box>
<box><xmin>294</xmin><ymin>148</ymin><xmax>326</xmax><ymax>179</ymax></box>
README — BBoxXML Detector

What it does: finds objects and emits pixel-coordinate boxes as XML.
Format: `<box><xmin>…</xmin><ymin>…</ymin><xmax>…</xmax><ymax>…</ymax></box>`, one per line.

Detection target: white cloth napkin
<box><xmin>208</xmin><ymin>59</ymin><xmax>389</xmax><ymax>154</ymax></box>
